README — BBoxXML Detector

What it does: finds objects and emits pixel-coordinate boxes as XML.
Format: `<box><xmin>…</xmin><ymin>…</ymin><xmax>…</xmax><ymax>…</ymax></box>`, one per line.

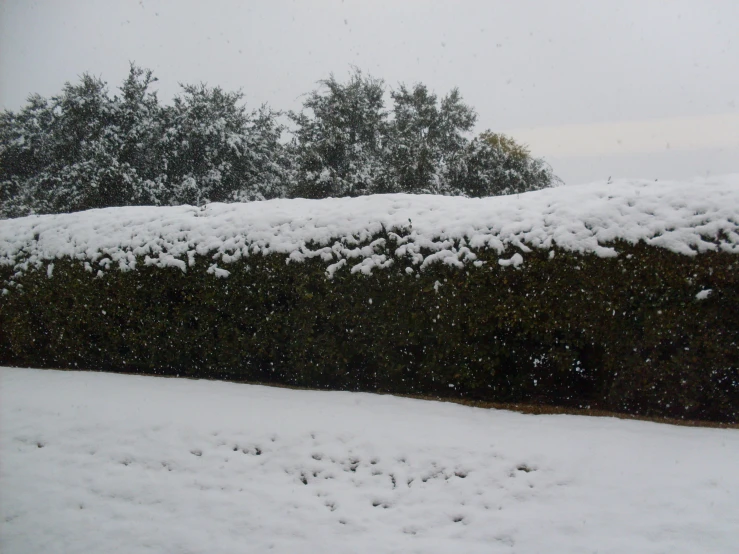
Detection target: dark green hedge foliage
<box><xmin>1</xmin><ymin>240</ymin><xmax>737</xmax><ymax>422</ymax></box>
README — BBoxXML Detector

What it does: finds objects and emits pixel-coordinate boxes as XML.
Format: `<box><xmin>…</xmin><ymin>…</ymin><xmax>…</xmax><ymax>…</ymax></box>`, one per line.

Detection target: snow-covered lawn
<box><xmin>1</xmin><ymin>368</ymin><xmax>738</xmax><ymax>553</ymax></box>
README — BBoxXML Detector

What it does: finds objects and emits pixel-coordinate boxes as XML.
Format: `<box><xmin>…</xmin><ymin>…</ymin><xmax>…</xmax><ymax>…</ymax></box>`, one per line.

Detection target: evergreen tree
<box><xmin>1</xmin><ymin>65</ymin><xmax>290</xmax><ymax>216</ymax></box>
<box><xmin>1</xmin><ymin>65</ymin><xmax>560</xmax><ymax>219</ymax></box>
<box><xmin>0</xmin><ymin>94</ymin><xmax>57</xmax><ymax>216</ymax></box>
<box><xmin>381</xmin><ymin>84</ymin><xmax>477</xmax><ymax>194</ymax></box>
<box><xmin>289</xmin><ymin>69</ymin><xmax>387</xmax><ymax>199</ymax></box>
<box><xmin>115</xmin><ymin>64</ymin><xmax>168</xmax><ymax>206</ymax></box>
<box><xmin>228</xmin><ymin>105</ymin><xmax>291</xmax><ymax>202</ymax></box>
<box><xmin>447</xmin><ymin>131</ymin><xmax>560</xmax><ymax>197</ymax></box>
<box><xmin>159</xmin><ymin>83</ymin><xmax>288</xmax><ymax>205</ymax></box>
<box><xmin>1</xmin><ymin>67</ymin><xmax>167</xmax><ymax>216</ymax></box>
<box><xmin>0</xmin><ymin>73</ymin><xmax>126</xmax><ymax>215</ymax></box>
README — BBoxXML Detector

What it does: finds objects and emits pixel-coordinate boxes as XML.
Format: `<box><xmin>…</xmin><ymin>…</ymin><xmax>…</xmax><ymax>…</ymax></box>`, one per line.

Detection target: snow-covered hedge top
<box><xmin>1</xmin><ymin>176</ymin><xmax>738</xmax><ymax>281</ymax></box>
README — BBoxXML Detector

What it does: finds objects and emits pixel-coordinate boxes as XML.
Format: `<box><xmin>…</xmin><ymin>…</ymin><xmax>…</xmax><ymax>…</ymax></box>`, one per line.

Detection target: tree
<box><xmin>228</xmin><ymin>105</ymin><xmax>291</xmax><ymax>203</ymax></box>
<box><xmin>0</xmin><ymin>73</ymin><xmax>126</xmax><ymax>215</ymax></box>
<box><xmin>447</xmin><ymin>131</ymin><xmax>560</xmax><ymax>197</ymax></box>
<box><xmin>159</xmin><ymin>83</ymin><xmax>288</xmax><ymax>205</ymax></box>
<box><xmin>1</xmin><ymin>67</ymin><xmax>166</xmax><ymax>216</ymax></box>
<box><xmin>1</xmin><ymin>66</ymin><xmax>561</xmax><ymax>219</ymax></box>
<box><xmin>0</xmin><ymin>94</ymin><xmax>57</xmax><ymax>217</ymax></box>
<box><xmin>381</xmin><ymin>84</ymin><xmax>477</xmax><ymax>194</ymax></box>
<box><xmin>1</xmin><ymin>65</ymin><xmax>291</xmax><ymax>217</ymax></box>
<box><xmin>289</xmin><ymin>69</ymin><xmax>387</xmax><ymax>199</ymax></box>
<box><xmin>115</xmin><ymin>64</ymin><xmax>168</xmax><ymax>206</ymax></box>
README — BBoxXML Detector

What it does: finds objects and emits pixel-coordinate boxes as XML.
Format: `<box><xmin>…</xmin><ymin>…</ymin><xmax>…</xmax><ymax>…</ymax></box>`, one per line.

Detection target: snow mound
<box><xmin>2</xmin><ymin>367</ymin><xmax>738</xmax><ymax>554</ymax></box>
<box><xmin>1</xmin><ymin>176</ymin><xmax>738</xmax><ymax>280</ymax></box>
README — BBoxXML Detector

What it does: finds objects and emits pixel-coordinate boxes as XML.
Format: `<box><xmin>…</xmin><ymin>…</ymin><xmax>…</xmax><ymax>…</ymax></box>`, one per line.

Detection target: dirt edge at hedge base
<box><xmin>7</xmin><ymin>365</ymin><xmax>736</xmax><ymax>430</ymax></box>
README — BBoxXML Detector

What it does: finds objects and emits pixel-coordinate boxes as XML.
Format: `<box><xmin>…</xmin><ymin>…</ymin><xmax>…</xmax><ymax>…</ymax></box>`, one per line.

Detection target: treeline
<box><xmin>0</xmin><ymin>64</ymin><xmax>559</xmax><ymax>218</ymax></box>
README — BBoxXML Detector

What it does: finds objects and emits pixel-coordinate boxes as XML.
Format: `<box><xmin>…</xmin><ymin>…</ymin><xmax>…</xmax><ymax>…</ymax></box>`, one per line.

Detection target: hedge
<box><xmin>1</xmin><ymin>235</ymin><xmax>737</xmax><ymax>423</ymax></box>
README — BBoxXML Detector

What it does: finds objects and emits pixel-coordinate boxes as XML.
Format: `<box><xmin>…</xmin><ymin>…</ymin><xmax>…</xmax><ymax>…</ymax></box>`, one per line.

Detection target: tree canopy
<box><xmin>1</xmin><ymin>65</ymin><xmax>560</xmax><ymax>218</ymax></box>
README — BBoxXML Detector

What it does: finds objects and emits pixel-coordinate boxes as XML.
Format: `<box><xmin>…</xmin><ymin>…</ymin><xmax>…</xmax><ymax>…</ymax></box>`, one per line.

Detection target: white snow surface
<box><xmin>1</xmin><ymin>368</ymin><xmax>738</xmax><ymax>554</ymax></box>
<box><xmin>1</xmin><ymin>176</ymin><xmax>738</xmax><ymax>280</ymax></box>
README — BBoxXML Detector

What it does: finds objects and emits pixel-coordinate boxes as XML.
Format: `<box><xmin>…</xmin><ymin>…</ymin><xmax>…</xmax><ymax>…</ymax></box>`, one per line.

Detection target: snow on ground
<box><xmin>1</xmin><ymin>368</ymin><xmax>738</xmax><ymax>553</ymax></box>
<box><xmin>1</xmin><ymin>176</ymin><xmax>738</xmax><ymax>284</ymax></box>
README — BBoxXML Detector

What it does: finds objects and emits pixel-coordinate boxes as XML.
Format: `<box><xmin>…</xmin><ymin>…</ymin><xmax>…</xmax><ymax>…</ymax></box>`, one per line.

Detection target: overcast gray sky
<box><xmin>1</xmin><ymin>0</ymin><xmax>738</xmax><ymax>184</ymax></box>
